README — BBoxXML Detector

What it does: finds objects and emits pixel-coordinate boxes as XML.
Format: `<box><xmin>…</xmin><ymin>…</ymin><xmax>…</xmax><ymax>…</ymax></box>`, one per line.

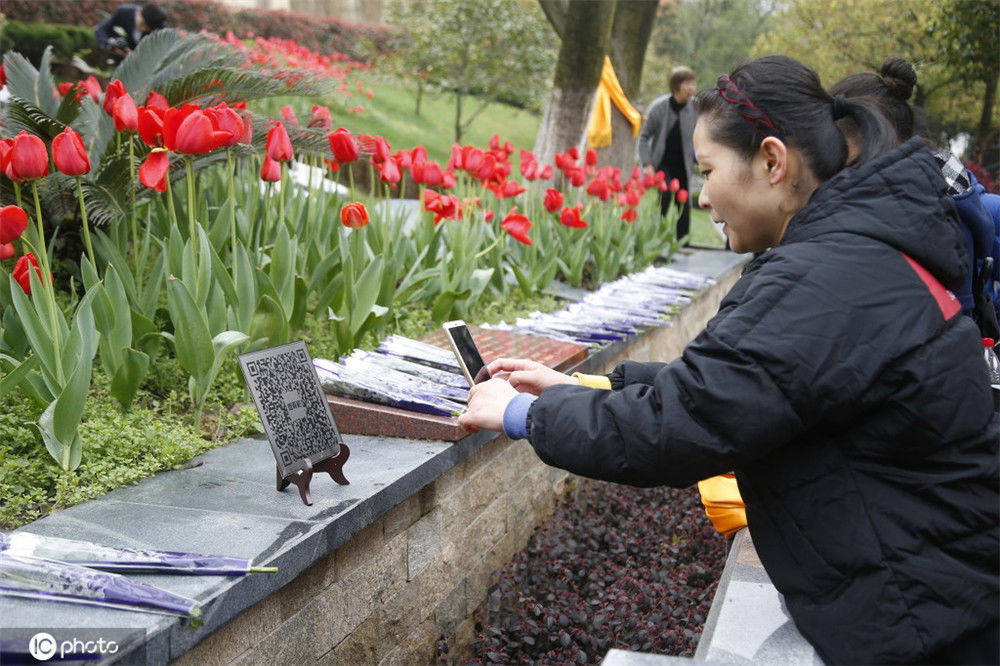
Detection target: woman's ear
<box><xmin>759</xmin><ymin>136</ymin><xmax>788</xmax><ymax>185</ymax></box>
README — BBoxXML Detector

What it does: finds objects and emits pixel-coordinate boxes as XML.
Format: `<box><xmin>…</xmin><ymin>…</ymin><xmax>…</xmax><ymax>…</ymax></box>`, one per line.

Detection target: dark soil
<box><xmin>439</xmin><ymin>481</ymin><xmax>727</xmax><ymax>664</ymax></box>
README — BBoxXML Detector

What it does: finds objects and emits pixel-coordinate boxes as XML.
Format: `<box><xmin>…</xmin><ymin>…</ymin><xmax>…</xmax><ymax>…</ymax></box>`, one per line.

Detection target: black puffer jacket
<box><xmin>526</xmin><ymin>139</ymin><xmax>999</xmax><ymax>664</ymax></box>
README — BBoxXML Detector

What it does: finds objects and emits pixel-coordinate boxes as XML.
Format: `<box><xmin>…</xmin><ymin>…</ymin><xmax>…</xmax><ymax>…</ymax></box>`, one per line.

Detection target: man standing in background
<box><xmin>639</xmin><ymin>66</ymin><xmax>698</xmax><ymax>245</ymax></box>
<box><xmin>95</xmin><ymin>3</ymin><xmax>168</xmax><ymax>65</ymax></box>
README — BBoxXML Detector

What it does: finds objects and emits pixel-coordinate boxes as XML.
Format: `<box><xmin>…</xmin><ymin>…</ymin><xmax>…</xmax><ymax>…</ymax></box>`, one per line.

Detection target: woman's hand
<box><xmin>485</xmin><ymin>358</ymin><xmax>578</xmax><ymax>396</ymax></box>
<box><xmin>457</xmin><ymin>378</ymin><xmax>518</xmax><ymax>433</ymax></box>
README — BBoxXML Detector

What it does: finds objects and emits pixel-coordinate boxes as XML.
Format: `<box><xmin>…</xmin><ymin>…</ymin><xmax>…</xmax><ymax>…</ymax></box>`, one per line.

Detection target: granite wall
<box><xmin>173</xmin><ymin>262</ymin><xmax>743</xmax><ymax>666</ymax></box>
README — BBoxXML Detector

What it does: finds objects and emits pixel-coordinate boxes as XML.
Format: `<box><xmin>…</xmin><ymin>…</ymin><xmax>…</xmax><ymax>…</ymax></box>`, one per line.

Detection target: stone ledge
<box><xmin>693</xmin><ymin>529</ymin><xmax>820</xmax><ymax>664</ymax></box>
<box><xmin>1</xmin><ymin>249</ymin><xmax>748</xmax><ymax>665</ymax></box>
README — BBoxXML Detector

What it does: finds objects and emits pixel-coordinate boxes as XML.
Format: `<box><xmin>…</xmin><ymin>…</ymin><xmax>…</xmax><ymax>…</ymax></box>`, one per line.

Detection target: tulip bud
<box><xmin>266</xmin><ymin>122</ymin><xmax>294</xmax><ymax>162</ymax></box>
<box><xmin>543</xmin><ymin>188</ymin><xmax>564</xmax><ymax>213</ymax></box>
<box><xmin>676</xmin><ymin>189</ymin><xmax>689</xmax><ymax>204</ymax></box>
<box><xmin>52</xmin><ymin>127</ymin><xmax>91</xmax><ymax>177</ymax></box>
<box><xmin>280</xmin><ymin>106</ymin><xmax>299</xmax><ymax>126</ymax></box>
<box><xmin>12</xmin><ymin>253</ymin><xmax>46</xmax><ymax>295</ymax></box>
<box><xmin>328</xmin><ymin>128</ymin><xmax>360</xmax><ymax>164</ymax></box>
<box><xmin>9</xmin><ymin>131</ymin><xmax>49</xmax><ymax>180</ymax></box>
<box><xmin>103</xmin><ymin>79</ymin><xmax>127</xmax><ymax>114</ymax></box>
<box><xmin>260</xmin><ymin>155</ymin><xmax>281</xmax><ymax>182</ymax></box>
<box><xmin>0</xmin><ymin>205</ymin><xmax>29</xmax><ymax>244</ymax></box>
<box><xmin>112</xmin><ymin>94</ymin><xmax>139</xmax><ymax>132</ymax></box>
<box><xmin>668</xmin><ymin>178</ymin><xmax>680</xmax><ymax>192</ymax></box>
<box><xmin>0</xmin><ymin>243</ymin><xmax>13</xmax><ymax>260</ymax></box>
<box><xmin>340</xmin><ymin>202</ymin><xmax>369</xmax><ymax>229</ymax></box>
<box><xmin>621</xmin><ymin>207</ymin><xmax>638</xmax><ymax>223</ymax></box>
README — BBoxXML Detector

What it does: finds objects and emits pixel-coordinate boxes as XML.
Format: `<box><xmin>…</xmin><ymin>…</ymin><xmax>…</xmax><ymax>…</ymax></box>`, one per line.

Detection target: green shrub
<box><xmin>0</xmin><ymin>20</ymin><xmax>97</xmax><ymax>66</ymax></box>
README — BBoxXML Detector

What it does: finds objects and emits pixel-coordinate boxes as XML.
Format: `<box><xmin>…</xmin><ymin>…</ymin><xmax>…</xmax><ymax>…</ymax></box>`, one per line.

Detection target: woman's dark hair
<box><xmin>693</xmin><ymin>55</ymin><xmax>897</xmax><ymax>181</ymax></box>
<box><xmin>141</xmin><ymin>3</ymin><xmax>168</xmax><ymax>31</ymax></box>
<box><xmin>829</xmin><ymin>57</ymin><xmax>917</xmax><ymax>140</ymax></box>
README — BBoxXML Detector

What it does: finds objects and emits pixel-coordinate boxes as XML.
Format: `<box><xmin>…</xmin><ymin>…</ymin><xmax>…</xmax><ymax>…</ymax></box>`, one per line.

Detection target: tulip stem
<box><xmin>185</xmin><ymin>159</ymin><xmax>196</xmax><ymax>244</ymax></box>
<box><xmin>278</xmin><ymin>162</ymin><xmax>285</xmax><ymax>233</ymax></box>
<box><xmin>13</xmin><ymin>182</ymin><xmax>22</xmax><ymax>209</ymax></box>
<box><xmin>227</xmin><ymin>152</ymin><xmax>237</xmax><ymax>257</ymax></box>
<box><xmin>30</xmin><ymin>181</ymin><xmax>63</xmax><ymax>381</ymax></box>
<box><xmin>165</xmin><ymin>176</ymin><xmax>179</xmax><ymax>232</ymax></box>
<box><xmin>128</xmin><ymin>137</ymin><xmax>138</xmax><ymax>257</ymax></box>
<box><xmin>75</xmin><ymin>178</ymin><xmax>95</xmax><ymax>261</ymax></box>
<box><xmin>474</xmin><ymin>233</ymin><xmax>503</xmax><ymax>260</ymax></box>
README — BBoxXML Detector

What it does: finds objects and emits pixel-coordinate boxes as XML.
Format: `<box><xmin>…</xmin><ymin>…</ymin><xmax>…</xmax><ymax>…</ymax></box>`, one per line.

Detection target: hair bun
<box><xmin>880</xmin><ymin>57</ymin><xmax>916</xmax><ymax>101</ymax></box>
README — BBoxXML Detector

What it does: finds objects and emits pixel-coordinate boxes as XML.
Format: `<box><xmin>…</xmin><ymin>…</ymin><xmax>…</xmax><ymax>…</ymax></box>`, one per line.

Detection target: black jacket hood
<box><xmin>781</xmin><ymin>137</ymin><xmax>968</xmax><ymax>289</ymax></box>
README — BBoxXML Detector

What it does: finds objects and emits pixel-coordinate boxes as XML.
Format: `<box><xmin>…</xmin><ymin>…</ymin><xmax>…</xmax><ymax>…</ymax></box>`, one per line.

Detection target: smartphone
<box><xmin>442</xmin><ymin>320</ymin><xmax>491</xmax><ymax>386</ymax></box>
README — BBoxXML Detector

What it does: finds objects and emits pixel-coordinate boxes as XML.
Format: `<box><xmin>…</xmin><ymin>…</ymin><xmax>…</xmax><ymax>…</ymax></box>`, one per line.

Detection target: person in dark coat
<box><xmin>638</xmin><ymin>66</ymin><xmax>698</xmax><ymax>244</ymax></box>
<box><xmin>94</xmin><ymin>3</ymin><xmax>167</xmax><ymax>64</ymax></box>
<box><xmin>459</xmin><ymin>55</ymin><xmax>999</xmax><ymax>664</ymax></box>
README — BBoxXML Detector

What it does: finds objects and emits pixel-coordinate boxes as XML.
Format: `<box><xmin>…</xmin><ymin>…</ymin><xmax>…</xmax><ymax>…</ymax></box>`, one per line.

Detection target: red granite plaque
<box><xmin>326</xmin><ymin>328</ymin><xmax>588</xmax><ymax>441</ymax></box>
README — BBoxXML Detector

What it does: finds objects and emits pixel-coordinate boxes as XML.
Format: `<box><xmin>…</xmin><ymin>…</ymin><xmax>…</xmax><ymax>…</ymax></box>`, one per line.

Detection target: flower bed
<box><xmin>453</xmin><ymin>481</ymin><xmax>727</xmax><ymax>663</ymax></box>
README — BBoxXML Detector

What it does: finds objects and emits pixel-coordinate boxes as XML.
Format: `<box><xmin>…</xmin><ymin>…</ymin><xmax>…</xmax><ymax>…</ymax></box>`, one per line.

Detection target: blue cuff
<box><xmin>503</xmin><ymin>393</ymin><xmax>537</xmax><ymax>440</ymax></box>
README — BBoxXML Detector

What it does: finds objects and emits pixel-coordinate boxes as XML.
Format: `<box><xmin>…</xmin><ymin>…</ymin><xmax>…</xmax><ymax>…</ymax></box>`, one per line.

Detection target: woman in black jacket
<box><xmin>458</xmin><ymin>56</ymin><xmax>999</xmax><ymax>664</ymax></box>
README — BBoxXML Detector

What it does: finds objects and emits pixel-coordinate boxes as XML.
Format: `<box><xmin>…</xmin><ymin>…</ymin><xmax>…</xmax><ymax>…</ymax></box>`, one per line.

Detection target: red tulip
<box><xmin>0</xmin><ymin>64</ymin><xmax>6</xmax><ymax>89</ymax></box>
<box><xmin>239</xmin><ymin>116</ymin><xmax>254</xmax><ymax>145</ymax></box>
<box><xmin>327</xmin><ymin>128</ymin><xmax>359</xmax><ymax>163</ymax></box>
<box><xmin>543</xmin><ymin>188</ymin><xmax>564</xmax><ymax>213</ymax></box>
<box><xmin>103</xmin><ymin>79</ymin><xmax>127</xmax><ymax>114</ymax></box>
<box><xmin>585</xmin><ymin>148</ymin><xmax>598</xmax><ymax>166</ymax></box>
<box><xmin>205</xmin><ymin>104</ymin><xmax>244</xmax><ymax>148</ymax></box>
<box><xmin>81</xmin><ymin>76</ymin><xmax>102</xmax><ymax>101</ymax></box>
<box><xmin>145</xmin><ymin>91</ymin><xmax>169</xmax><ymax>110</ymax></box>
<box><xmin>138</xmin><ymin>106</ymin><xmax>167</xmax><ymax>147</ymax></box>
<box><xmin>484</xmin><ymin>209</ymin><xmax>495</xmax><ymax>223</ymax></box>
<box><xmin>340</xmin><ymin>202</ymin><xmax>369</xmax><ymax>229</ymax></box>
<box><xmin>111</xmin><ymin>94</ymin><xmax>138</xmax><ymax>132</ymax></box>
<box><xmin>539</xmin><ymin>164</ymin><xmax>553</xmax><ymax>179</ymax></box>
<box><xmin>165</xmin><ymin>105</ymin><xmax>233</xmax><ymax>154</ymax></box>
<box><xmin>621</xmin><ymin>207</ymin><xmax>637</xmax><ymax>223</ymax></box>
<box><xmin>52</xmin><ymin>127</ymin><xmax>91</xmax><ymax>176</ymax></box>
<box><xmin>138</xmin><ymin>150</ymin><xmax>169</xmax><ymax>192</ymax></box>
<box><xmin>0</xmin><ymin>138</ymin><xmax>13</xmax><ymax>181</ymax></box>
<box><xmin>8</xmin><ymin>131</ymin><xmax>49</xmax><ymax>181</ymax></box>
<box><xmin>260</xmin><ymin>155</ymin><xmax>282</xmax><ymax>182</ymax></box>
<box><xmin>395</xmin><ymin>149</ymin><xmax>413</xmax><ymax>170</ymax></box>
<box><xmin>378</xmin><ymin>157</ymin><xmax>401</xmax><ymax>184</ymax></box>
<box><xmin>491</xmin><ymin>179</ymin><xmax>526</xmax><ymax>199</ymax></box>
<box><xmin>12</xmin><ymin>253</ymin><xmax>46</xmax><ymax>295</ymax></box>
<box><xmin>57</xmin><ymin>82</ymin><xmax>84</xmax><ymax>101</ymax></box>
<box><xmin>676</xmin><ymin>189</ymin><xmax>689</xmax><ymax>204</ymax></box>
<box><xmin>280</xmin><ymin>105</ymin><xmax>299</xmax><ymax>126</ymax></box>
<box><xmin>266</xmin><ymin>122</ymin><xmax>294</xmax><ymax>162</ymax></box>
<box><xmin>501</xmin><ymin>208</ymin><xmax>532</xmax><ymax>245</ymax></box>
<box><xmin>565</xmin><ymin>167</ymin><xmax>586</xmax><ymax>187</ymax></box>
<box><xmin>585</xmin><ymin>178</ymin><xmax>613</xmax><ymax>201</ymax></box>
<box><xmin>359</xmin><ymin>134</ymin><xmax>391</xmax><ymax>164</ymax></box>
<box><xmin>559</xmin><ymin>205</ymin><xmax>587</xmax><ymax>228</ymax></box>
<box><xmin>625</xmin><ymin>188</ymin><xmax>641</xmax><ymax>207</ymax></box>
<box><xmin>668</xmin><ymin>178</ymin><xmax>680</xmax><ymax>192</ymax></box>
<box><xmin>568</xmin><ymin>147</ymin><xmax>580</xmax><ymax>160</ymax></box>
<box><xmin>0</xmin><ymin>244</ymin><xmax>13</xmax><ymax>260</ymax></box>
<box><xmin>424</xmin><ymin>190</ymin><xmax>461</xmax><ymax>224</ymax></box>
<box><xmin>0</xmin><ymin>205</ymin><xmax>29</xmax><ymax>244</ymax></box>
<box><xmin>308</xmin><ymin>104</ymin><xmax>332</xmax><ymax>131</ymax></box>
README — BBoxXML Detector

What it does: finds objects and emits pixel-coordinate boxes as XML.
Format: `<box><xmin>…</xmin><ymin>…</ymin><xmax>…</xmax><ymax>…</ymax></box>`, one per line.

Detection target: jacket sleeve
<box><xmin>525</xmin><ymin>257</ymin><xmax>835</xmax><ymax>488</ymax></box>
<box><xmin>94</xmin><ymin>7</ymin><xmax>127</xmax><ymax>49</ymax></box>
<box><xmin>607</xmin><ymin>360</ymin><xmax>669</xmax><ymax>389</ymax></box>
<box><xmin>637</xmin><ymin>99</ymin><xmax>662</xmax><ymax>167</ymax></box>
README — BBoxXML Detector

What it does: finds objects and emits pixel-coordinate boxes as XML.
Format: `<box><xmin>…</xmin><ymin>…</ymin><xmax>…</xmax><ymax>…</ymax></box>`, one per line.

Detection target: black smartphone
<box><xmin>442</xmin><ymin>320</ymin><xmax>491</xmax><ymax>385</ymax></box>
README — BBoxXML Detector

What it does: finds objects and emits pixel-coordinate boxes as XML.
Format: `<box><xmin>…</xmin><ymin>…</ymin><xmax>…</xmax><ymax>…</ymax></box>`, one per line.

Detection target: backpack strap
<box><xmin>901</xmin><ymin>253</ymin><xmax>962</xmax><ymax>320</ymax></box>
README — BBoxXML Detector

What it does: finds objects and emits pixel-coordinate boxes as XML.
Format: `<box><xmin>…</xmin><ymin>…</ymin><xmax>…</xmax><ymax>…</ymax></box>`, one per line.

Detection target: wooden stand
<box><xmin>276</xmin><ymin>444</ymin><xmax>351</xmax><ymax>506</ymax></box>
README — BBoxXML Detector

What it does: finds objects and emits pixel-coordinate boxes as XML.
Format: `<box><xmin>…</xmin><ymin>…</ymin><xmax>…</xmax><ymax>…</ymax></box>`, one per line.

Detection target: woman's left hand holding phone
<box><xmin>458</xmin><ymin>378</ymin><xmax>518</xmax><ymax>433</ymax></box>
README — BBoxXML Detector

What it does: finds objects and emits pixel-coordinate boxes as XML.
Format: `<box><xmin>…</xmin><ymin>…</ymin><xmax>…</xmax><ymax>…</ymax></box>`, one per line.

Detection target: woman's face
<box><xmin>693</xmin><ymin>118</ymin><xmax>799</xmax><ymax>254</ymax></box>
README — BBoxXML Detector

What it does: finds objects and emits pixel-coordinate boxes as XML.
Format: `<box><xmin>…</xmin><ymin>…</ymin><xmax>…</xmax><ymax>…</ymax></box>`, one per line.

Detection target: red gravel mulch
<box><xmin>439</xmin><ymin>481</ymin><xmax>728</xmax><ymax>664</ymax></box>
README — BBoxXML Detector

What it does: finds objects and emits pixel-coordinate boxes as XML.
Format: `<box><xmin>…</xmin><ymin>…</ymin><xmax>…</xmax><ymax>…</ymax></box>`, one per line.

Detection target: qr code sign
<box><xmin>239</xmin><ymin>341</ymin><xmax>342</xmax><ymax>477</ymax></box>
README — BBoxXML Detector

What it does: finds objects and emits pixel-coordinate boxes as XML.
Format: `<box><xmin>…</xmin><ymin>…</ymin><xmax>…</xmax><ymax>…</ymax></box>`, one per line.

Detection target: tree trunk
<box><xmin>455</xmin><ymin>90</ymin><xmax>464</xmax><ymax>143</ymax></box>
<box><xmin>596</xmin><ymin>0</ymin><xmax>659</xmax><ymax>171</ymax></box>
<box><xmin>533</xmin><ymin>0</ymin><xmax>617</xmax><ymax>166</ymax></box>
<box><xmin>973</xmin><ymin>72</ymin><xmax>998</xmax><ymax>163</ymax></box>
<box><xmin>415</xmin><ymin>79</ymin><xmax>424</xmax><ymax>117</ymax></box>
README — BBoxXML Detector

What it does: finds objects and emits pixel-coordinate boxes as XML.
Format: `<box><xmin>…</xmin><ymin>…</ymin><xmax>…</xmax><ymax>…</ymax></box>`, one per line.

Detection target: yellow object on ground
<box><xmin>586</xmin><ymin>56</ymin><xmax>643</xmax><ymax>149</ymax></box>
<box><xmin>570</xmin><ymin>370</ymin><xmax>748</xmax><ymax>535</ymax></box>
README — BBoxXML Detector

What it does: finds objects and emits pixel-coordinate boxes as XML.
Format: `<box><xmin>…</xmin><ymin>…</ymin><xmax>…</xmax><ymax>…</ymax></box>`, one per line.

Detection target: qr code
<box><xmin>241</xmin><ymin>342</ymin><xmax>340</xmax><ymax>474</ymax></box>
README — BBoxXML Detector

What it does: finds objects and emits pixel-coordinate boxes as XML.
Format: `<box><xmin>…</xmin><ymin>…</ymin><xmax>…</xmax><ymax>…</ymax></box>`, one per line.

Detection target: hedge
<box><xmin>0</xmin><ymin>20</ymin><xmax>98</xmax><ymax>66</ymax></box>
<box><xmin>2</xmin><ymin>0</ymin><xmax>394</xmax><ymax>60</ymax></box>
